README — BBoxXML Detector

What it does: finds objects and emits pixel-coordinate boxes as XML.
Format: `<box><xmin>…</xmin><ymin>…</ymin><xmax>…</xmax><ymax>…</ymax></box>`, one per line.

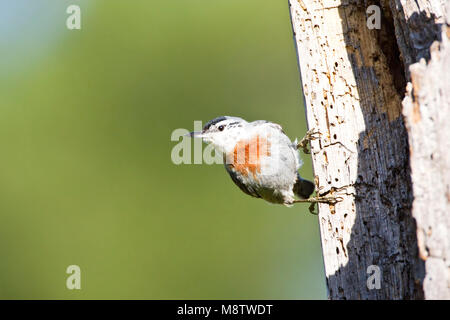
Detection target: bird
<box><xmin>187</xmin><ymin>116</ymin><xmax>340</xmax><ymax>210</ymax></box>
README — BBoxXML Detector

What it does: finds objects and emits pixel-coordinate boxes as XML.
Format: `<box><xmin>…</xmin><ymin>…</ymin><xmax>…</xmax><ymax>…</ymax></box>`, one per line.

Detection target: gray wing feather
<box><xmin>224</xmin><ymin>164</ymin><xmax>261</xmax><ymax>198</ymax></box>
<box><xmin>251</xmin><ymin>120</ymin><xmax>284</xmax><ymax>133</ymax></box>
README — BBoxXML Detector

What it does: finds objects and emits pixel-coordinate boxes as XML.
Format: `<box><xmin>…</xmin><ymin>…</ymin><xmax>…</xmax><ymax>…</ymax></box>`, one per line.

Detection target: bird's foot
<box><xmin>293</xmin><ymin>194</ymin><xmax>343</xmax><ymax>215</ymax></box>
<box><xmin>297</xmin><ymin>129</ymin><xmax>321</xmax><ymax>154</ymax></box>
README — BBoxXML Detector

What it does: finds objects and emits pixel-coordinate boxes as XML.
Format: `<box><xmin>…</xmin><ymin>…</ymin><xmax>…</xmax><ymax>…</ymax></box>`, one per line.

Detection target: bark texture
<box><xmin>289</xmin><ymin>0</ymin><xmax>449</xmax><ymax>299</ymax></box>
<box><xmin>402</xmin><ymin>1</ymin><xmax>450</xmax><ymax>299</ymax></box>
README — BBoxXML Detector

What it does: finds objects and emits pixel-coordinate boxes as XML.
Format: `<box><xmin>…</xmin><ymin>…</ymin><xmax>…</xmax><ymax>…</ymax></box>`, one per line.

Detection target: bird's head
<box><xmin>188</xmin><ymin>116</ymin><xmax>247</xmax><ymax>153</ymax></box>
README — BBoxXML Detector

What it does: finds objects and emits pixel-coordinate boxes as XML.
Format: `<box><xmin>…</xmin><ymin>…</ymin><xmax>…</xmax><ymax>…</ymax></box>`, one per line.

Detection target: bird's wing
<box><xmin>224</xmin><ymin>164</ymin><xmax>261</xmax><ymax>199</ymax></box>
<box><xmin>251</xmin><ymin>120</ymin><xmax>285</xmax><ymax>134</ymax></box>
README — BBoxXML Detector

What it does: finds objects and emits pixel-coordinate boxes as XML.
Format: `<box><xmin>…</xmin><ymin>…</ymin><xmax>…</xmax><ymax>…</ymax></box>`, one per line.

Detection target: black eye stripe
<box><xmin>203</xmin><ymin>116</ymin><xmax>228</xmax><ymax>131</ymax></box>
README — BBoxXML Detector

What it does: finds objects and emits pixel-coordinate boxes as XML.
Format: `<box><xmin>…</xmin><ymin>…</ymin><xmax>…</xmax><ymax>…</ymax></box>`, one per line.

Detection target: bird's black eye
<box><xmin>218</xmin><ymin>125</ymin><xmax>225</xmax><ymax>131</ymax></box>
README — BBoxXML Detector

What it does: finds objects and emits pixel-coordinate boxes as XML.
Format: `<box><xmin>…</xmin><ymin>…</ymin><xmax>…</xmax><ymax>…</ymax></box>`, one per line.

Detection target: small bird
<box><xmin>188</xmin><ymin>116</ymin><xmax>338</xmax><ymax>209</ymax></box>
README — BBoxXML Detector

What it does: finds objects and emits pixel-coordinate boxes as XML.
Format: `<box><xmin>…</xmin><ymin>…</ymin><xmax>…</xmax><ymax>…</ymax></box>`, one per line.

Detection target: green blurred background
<box><xmin>0</xmin><ymin>0</ymin><xmax>325</xmax><ymax>299</ymax></box>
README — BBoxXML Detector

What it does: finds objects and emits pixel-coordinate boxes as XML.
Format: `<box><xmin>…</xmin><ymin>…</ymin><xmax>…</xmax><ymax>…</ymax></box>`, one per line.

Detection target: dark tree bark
<box><xmin>289</xmin><ymin>0</ymin><xmax>449</xmax><ymax>299</ymax></box>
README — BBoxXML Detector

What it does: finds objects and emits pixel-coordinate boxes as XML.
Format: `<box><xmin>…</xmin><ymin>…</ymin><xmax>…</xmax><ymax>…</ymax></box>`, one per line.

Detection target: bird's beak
<box><xmin>185</xmin><ymin>131</ymin><xmax>203</xmax><ymax>138</ymax></box>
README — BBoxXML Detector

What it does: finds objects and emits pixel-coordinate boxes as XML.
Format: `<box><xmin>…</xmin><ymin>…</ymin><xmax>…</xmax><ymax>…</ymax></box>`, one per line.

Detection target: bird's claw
<box><xmin>293</xmin><ymin>194</ymin><xmax>344</xmax><ymax>215</ymax></box>
<box><xmin>297</xmin><ymin>129</ymin><xmax>321</xmax><ymax>154</ymax></box>
<box><xmin>310</xmin><ymin>194</ymin><xmax>343</xmax><ymax>204</ymax></box>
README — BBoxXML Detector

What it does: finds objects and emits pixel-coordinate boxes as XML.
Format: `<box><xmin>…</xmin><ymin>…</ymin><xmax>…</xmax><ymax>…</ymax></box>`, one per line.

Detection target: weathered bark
<box><xmin>402</xmin><ymin>2</ymin><xmax>450</xmax><ymax>299</ymax></box>
<box><xmin>289</xmin><ymin>0</ymin><xmax>449</xmax><ymax>299</ymax></box>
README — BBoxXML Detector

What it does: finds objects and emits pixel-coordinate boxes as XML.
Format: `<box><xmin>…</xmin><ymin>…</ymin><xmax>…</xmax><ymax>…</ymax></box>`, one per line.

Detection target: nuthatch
<box><xmin>188</xmin><ymin>116</ymin><xmax>340</xmax><ymax>211</ymax></box>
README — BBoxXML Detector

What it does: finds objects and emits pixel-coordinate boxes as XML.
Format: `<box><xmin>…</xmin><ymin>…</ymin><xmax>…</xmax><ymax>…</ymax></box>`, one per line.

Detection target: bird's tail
<box><xmin>293</xmin><ymin>174</ymin><xmax>315</xmax><ymax>199</ymax></box>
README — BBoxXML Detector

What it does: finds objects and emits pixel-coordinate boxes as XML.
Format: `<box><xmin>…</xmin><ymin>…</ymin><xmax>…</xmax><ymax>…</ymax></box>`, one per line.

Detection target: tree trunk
<box><xmin>401</xmin><ymin>3</ymin><xmax>450</xmax><ymax>299</ymax></box>
<box><xmin>288</xmin><ymin>0</ymin><xmax>449</xmax><ymax>299</ymax></box>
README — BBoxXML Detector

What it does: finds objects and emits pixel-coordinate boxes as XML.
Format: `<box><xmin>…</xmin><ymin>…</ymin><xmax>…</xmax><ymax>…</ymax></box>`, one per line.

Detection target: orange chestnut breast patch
<box><xmin>228</xmin><ymin>135</ymin><xmax>271</xmax><ymax>178</ymax></box>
